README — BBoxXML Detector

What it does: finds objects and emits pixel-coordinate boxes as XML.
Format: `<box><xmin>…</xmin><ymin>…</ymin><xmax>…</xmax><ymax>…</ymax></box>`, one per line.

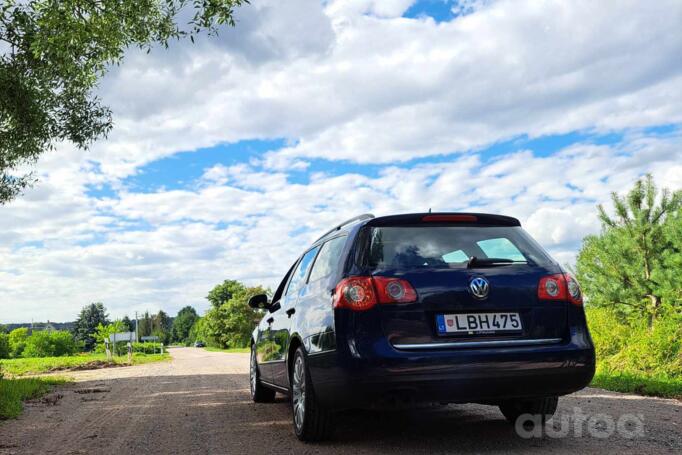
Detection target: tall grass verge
<box><xmin>586</xmin><ymin>306</ymin><xmax>681</xmax><ymax>398</ymax></box>
<box><xmin>0</xmin><ymin>377</ymin><xmax>69</xmax><ymax>419</ymax></box>
<box><xmin>0</xmin><ymin>352</ymin><xmax>169</xmax><ymax>376</ymax></box>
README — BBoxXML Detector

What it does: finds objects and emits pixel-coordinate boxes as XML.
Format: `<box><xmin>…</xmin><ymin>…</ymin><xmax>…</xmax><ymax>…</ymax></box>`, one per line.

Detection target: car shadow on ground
<box><xmin>2</xmin><ymin>374</ymin><xmax>679</xmax><ymax>455</ymax></box>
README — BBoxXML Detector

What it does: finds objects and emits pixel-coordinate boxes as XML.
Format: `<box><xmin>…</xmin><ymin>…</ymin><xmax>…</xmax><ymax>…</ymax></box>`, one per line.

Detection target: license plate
<box><xmin>436</xmin><ymin>312</ymin><xmax>522</xmax><ymax>334</ymax></box>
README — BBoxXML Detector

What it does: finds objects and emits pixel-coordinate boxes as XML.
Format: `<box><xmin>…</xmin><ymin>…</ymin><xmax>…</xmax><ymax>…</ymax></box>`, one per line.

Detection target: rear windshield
<box><xmin>364</xmin><ymin>225</ymin><xmax>553</xmax><ymax>271</ymax></box>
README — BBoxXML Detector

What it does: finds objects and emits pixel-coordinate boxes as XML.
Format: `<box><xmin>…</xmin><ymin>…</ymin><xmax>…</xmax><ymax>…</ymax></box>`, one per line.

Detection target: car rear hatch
<box><xmin>355</xmin><ymin>213</ymin><xmax>569</xmax><ymax>348</ymax></box>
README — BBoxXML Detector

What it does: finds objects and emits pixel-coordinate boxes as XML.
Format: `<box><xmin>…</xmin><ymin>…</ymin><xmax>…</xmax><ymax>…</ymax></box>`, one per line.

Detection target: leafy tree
<box><xmin>138</xmin><ymin>311</ymin><xmax>153</xmax><ymax>338</ymax></box>
<box><xmin>94</xmin><ymin>320</ymin><xmax>125</xmax><ymax>345</ymax></box>
<box><xmin>8</xmin><ymin>327</ymin><xmax>28</xmax><ymax>358</ymax></box>
<box><xmin>188</xmin><ymin>316</ymin><xmax>206</xmax><ymax>344</ymax></box>
<box><xmin>73</xmin><ymin>302</ymin><xmax>109</xmax><ymax>351</ymax></box>
<box><xmin>152</xmin><ymin>310</ymin><xmax>172</xmax><ymax>344</ymax></box>
<box><xmin>172</xmin><ymin>306</ymin><xmax>198</xmax><ymax>343</ymax></box>
<box><xmin>0</xmin><ymin>333</ymin><xmax>9</xmax><ymax>359</ymax></box>
<box><xmin>0</xmin><ymin>0</ymin><xmax>247</xmax><ymax>204</ymax></box>
<box><xmin>203</xmin><ymin>280</ymin><xmax>267</xmax><ymax>348</ymax></box>
<box><xmin>121</xmin><ymin>315</ymin><xmax>135</xmax><ymax>333</ymax></box>
<box><xmin>576</xmin><ymin>175</ymin><xmax>682</xmax><ymax>325</ymax></box>
<box><xmin>94</xmin><ymin>320</ymin><xmax>126</xmax><ymax>353</ymax></box>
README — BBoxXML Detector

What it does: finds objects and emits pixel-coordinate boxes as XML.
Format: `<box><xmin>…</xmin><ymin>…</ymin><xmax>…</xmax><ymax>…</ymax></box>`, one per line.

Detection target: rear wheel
<box><xmin>291</xmin><ymin>347</ymin><xmax>334</xmax><ymax>441</ymax></box>
<box><xmin>250</xmin><ymin>345</ymin><xmax>275</xmax><ymax>403</ymax></box>
<box><xmin>499</xmin><ymin>396</ymin><xmax>558</xmax><ymax>428</ymax></box>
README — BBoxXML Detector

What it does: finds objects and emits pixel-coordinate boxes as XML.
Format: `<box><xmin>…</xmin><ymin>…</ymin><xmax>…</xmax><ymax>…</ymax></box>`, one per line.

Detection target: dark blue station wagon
<box><xmin>248</xmin><ymin>213</ymin><xmax>595</xmax><ymax>441</ymax></box>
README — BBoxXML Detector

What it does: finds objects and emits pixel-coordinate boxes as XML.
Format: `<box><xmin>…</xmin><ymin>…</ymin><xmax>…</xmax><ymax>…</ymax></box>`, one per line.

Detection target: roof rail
<box><xmin>314</xmin><ymin>213</ymin><xmax>375</xmax><ymax>243</ymax></box>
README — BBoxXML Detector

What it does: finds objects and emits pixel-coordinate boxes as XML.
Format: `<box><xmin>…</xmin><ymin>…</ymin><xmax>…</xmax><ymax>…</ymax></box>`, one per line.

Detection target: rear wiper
<box><xmin>467</xmin><ymin>256</ymin><xmax>527</xmax><ymax>268</ymax></box>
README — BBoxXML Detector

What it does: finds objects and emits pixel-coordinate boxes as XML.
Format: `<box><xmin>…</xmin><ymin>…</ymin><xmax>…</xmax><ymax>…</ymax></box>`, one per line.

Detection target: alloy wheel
<box><xmin>292</xmin><ymin>355</ymin><xmax>306</xmax><ymax>431</ymax></box>
<box><xmin>250</xmin><ymin>348</ymin><xmax>258</xmax><ymax>397</ymax></box>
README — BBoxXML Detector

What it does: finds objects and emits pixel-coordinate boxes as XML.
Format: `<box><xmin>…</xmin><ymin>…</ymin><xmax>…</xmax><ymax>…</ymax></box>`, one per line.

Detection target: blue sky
<box><xmin>114</xmin><ymin>129</ymin><xmax>634</xmax><ymax>192</ymax></box>
<box><xmin>2</xmin><ymin>0</ymin><xmax>682</xmax><ymax>323</ymax></box>
<box><xmin>404</xmin><ymin>0</ymin><xmax>456</xmax><ymax>21</ymax></box>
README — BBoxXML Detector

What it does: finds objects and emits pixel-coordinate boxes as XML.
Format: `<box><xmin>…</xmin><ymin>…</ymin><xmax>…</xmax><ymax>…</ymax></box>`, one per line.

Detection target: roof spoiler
<box><xmin>366</xmin><ymin>212</ymin><xmax>521</xmax><ymax>227</ymax></box>
<box><xmin>314</xmin><ymin>213</ymin><xmax>375</xmax><ymax>243</ymax></box>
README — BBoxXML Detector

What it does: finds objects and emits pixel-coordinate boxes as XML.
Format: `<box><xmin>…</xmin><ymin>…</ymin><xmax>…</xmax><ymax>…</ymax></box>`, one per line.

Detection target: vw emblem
<box><xmin>469</xmin><ymin>277</ymin><xmax>489</xmax><ymax>299</ymax></box>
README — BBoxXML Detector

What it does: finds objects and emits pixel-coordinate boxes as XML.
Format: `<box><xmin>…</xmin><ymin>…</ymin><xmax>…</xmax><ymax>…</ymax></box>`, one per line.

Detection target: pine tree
<box><xmin>576</xmin><ymin>175</ymin><xmax>682</xmax><ymax>325</ymax></box>
<box><xmin>72</xmin><ymin>303</ymin><xmax>109</xmax><ymax>351</ymax></box>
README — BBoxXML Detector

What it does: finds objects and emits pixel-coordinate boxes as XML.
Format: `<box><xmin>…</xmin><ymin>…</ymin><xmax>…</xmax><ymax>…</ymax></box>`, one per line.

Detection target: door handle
<box><xmin>286</xmin><ymin>308</ymin><xmax>296</xmax><ymax>318</ymax></box>
<box><xmin>266</xmin><ymin>317</ymin><xmax>274</xmax><ymax>324</ymax></box>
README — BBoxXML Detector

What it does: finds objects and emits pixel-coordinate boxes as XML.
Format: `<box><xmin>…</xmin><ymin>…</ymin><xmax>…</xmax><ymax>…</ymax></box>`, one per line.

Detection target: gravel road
<box><xmin>0</xmin><ymin>347</ymin><xmax>679</xmax><ymax>454</ymax></box>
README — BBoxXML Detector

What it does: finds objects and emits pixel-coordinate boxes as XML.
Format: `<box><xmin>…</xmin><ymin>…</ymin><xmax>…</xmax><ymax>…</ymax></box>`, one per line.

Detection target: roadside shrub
<box><xmin>8</xmin><ymin>328</ymin><xmax>28</xmax><ymax>358</ymax></box>
<box><xmin>586</xmin><ymin>307</ymin><xmax>682</xmax><ymax>379</ymax></box>
<box><xmin>132</xmin><ymin>342</ymin><xmax>163</xmax><ymax>354</ymax></box>
<box><xmin>0</xmin><ymin>334</ymin><xmax>9</xmax><ymax>359</ymax></box>
<box><xmin>22</xmin><ymin>331</ymin><xmax>77</xmax><ymax>358</ymax></box>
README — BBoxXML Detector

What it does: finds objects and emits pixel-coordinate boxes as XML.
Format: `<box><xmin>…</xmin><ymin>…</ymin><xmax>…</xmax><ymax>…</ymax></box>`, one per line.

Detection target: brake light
<box><xmin>422</xmin><ymin>214</ymin><xmax>478</xmax><ymax>222</ymax></box>
<box><xmin>333</xmin><ymin>276</ymin><xmax>417</xmax><ymax>311</ymax></box>
<box><xmin>538</xmin><ymin>273</ymin><xmax>582</xmax><ymax>305</ymax></box>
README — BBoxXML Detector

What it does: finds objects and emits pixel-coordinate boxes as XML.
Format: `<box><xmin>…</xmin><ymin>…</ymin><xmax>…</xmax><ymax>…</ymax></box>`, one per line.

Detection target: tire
<box><xmin>290</xmin><ymin>347</ymin><xmax>334</xmax><ymax>442</ymax></box>
<box><xmin>499</xmin><ymin>396</ymin><xmax>558</xmax><ymax>428</ymax></box>
<box><xmin>250</xmin><ymin>345</ymin><xmax>276</xmax><ymax>403</ymax></box>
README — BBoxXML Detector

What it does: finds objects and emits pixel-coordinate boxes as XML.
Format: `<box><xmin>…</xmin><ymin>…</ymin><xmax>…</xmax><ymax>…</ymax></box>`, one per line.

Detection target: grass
<box><xmin>203</xmin><ymin>346</ymin><xmax>250</xmax><ymax>354</ymax></box>
<box><xmin>0</xmin><ymin>377</ymin><xmax>70</xmax><ymax>420</ymax></box>
<box><xmin>591</xmin><ymin>372</ymin><xmax>682</xmax><ymax>399</ymax></box>
<box><xmin>0</xmin><ymin>352</ymin><xmax>169</xmax><ymax>376</ymax></box>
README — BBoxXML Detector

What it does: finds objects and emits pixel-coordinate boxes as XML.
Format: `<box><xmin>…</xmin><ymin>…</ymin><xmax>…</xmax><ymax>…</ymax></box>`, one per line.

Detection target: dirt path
<box><xmin>0</xmin><ymin>347</ymin><xmax>680</xmax><ymax>454</ymax></box>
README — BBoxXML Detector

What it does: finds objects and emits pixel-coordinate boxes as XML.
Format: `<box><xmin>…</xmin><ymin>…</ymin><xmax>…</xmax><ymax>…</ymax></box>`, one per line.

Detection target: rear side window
<box><xmin>477</xmin><ymin>238</ymin><xmax>525</xmax><ymax>261</ymax></box>
<box><xmin>286</xmin><ymin>247</ymin><xmax>320</xmax><ymax>296</ymax></box>
<box><xmin>365</xmin><ymin>226</ymin><xmax>552</xmax><ymax>270</ymax></box>
<box><xmin>308</xmin><ymin>236</ymin><xmax>346</xmax><ymax>283</ymax></box>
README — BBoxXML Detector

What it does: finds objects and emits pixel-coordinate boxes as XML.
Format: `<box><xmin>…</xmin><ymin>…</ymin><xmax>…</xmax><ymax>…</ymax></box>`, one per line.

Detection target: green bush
<box><xmin>8</xmin><ymin>328</ymin><xmax>28</xmax><ymax>358</ymax></box>
<box><xmin>132</xmin><ymin>342</ymin><xmax>163</xmax><ymax>353</ymax></box>
<box><xmin>586</xmin><ymin>307</ymin><xmax>682</xmax><ymax>379</ymax></box>
<box><xmin>22</xmin><ymin>331</ymin><xmax>77</xmax><ymax>358</ymax></box>
<box><xmin>92</xmin><ymin>339</ymin><xmax>164</xmax><ymax>355</ymax></box>
<box><xmin>0</xmin><ymin>334</ymin><xmax>9</xmax><ymax>359</ymax></box>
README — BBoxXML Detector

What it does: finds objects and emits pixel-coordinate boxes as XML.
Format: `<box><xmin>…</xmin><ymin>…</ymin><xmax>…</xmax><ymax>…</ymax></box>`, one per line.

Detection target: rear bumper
<box><xmin>307</xmin><ymin>337</ymin><xmax>595</xmax><ymax>410</ymax></box>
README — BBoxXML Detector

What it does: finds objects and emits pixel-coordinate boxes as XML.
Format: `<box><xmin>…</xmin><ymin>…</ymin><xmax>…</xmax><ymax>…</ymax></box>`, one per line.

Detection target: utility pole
<box><xmin>135</xmin><ymin>311</ymin><xmax>139</xmax><ymax>342</ymax></box>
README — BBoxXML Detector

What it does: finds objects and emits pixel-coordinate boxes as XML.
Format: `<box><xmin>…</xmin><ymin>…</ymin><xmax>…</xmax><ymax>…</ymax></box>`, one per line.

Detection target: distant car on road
<box><xmin>194</xmin><ymin>341</ymin><xmax>205</xmax><ymax>348</ymax></box>
<box><xmin>248</xmin><ymin>213</ymin><xmax>595</xmax><ymax>441</ymax></box>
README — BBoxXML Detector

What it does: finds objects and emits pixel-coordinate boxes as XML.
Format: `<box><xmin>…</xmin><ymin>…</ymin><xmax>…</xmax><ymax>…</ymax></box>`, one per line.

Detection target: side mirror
<box><xmin>248</xmin><ymin>294</ymin><xmax>270</xmax><ymax>310</ymax></box>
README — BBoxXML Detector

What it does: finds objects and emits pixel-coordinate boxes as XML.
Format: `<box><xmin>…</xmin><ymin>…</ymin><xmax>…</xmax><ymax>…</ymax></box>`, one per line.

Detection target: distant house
<box><xmin>30</xmin><ymin>321</ymin><xmax>57</xmax><ymax>334</ymax></box>
<box><xmin>5</xmin><ymin>321</ymin><xmax>74</xmax><ymax>333</ymax></box>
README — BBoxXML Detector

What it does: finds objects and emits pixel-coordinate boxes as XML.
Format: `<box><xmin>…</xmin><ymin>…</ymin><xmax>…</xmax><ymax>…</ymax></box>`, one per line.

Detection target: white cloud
<box><xmin>64</xmin><ymin>0</ymin><xmax>682</xmax><ymax>179</ymax></box>
<box><xmin>2</xmin><ymin>132</ymin><xmax>681</xmax><ymax>322</ymax></box>
<box><xmin>1</xmin><ymin>0</ymin><xmax>682</xmax><ymax>322</ymax></box>
<box><xmin>325</xmin><ymin>0</ymin><xmax>416</xmax><ymax>19</ymax></box>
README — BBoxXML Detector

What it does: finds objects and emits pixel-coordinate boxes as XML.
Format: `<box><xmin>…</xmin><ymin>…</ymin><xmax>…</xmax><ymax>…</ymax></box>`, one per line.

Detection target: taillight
<box><xmin>538</xmin><ymin>273</ymin><xmax>582</xmax><ymax>305</ymax></box>
<box><xmin>373</xmin><ymin>276</ymin><xmax>417</xmax><ymax>304</ymax></box>
<box><xmin>564</xmin><ymin>273</ymin><xmax>583</xmax><ymax>305</ymax></box>
<box><xmin>333</xmin><ymin>276</ymin><xmax>417</xmax><ymax>311</ymax></box>
<box><xmin>334</xmin><ymin>277</ymin><xmax>376</xmax><ymax>311</ymax></box>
